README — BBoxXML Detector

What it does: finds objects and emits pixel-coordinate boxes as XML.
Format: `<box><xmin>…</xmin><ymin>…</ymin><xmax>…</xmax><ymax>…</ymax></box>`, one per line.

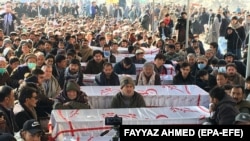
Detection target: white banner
<box><xmin>81</xmin><ymin>63</ymin><xmax>175</xmax><ymax>75</ymax></box>
<box><xmin>80</xmin><ymin>85</ymin><xmax>209</xmax><ymax>109</ymax></box>
<box><xmin>50</xmin><ymin>106</ymin><xmax>209</xmax><ymax>141</ymax></box>
<box><xmin>83</xmin><ymin>74</ymin><xmax>173</xmax><ymax>85</ymax></box>
<box><xmin>90</xmin><ymin>46</ymin><xmax>160</xmax><ymax>54</ymax></box>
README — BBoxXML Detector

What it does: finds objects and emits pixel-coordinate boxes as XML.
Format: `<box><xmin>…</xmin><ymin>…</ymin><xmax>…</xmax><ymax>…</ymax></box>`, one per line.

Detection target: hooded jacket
<box><xmin>210</xmin><ymin>94</ymin><xmax>239</xmax><ymax>125</ymax></box>
<box><xmin>53</xmin><ymin>80</ymin><xmax>90</xmax><ymax>109</ymax></box>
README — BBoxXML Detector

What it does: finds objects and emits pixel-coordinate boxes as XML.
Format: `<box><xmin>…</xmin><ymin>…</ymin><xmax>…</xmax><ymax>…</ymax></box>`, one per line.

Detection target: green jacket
<box><xmin>53</xmin><ymin>91</ymin><xmax>90</xmax><ymax>109</ymax></box>
<box><xmin>236</xmin><ymin>100</ymin><xmax>250</xmax><ymax>114</ymax></box>
<box><xmin>111</xmin><ymin>91</ymin><xmax>146</xmax><ymax>108</ymax></box>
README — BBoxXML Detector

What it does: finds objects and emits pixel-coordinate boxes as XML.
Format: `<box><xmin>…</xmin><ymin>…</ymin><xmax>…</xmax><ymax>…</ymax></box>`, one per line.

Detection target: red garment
<box><xmin>164</xmin><ymin>18</ymin><xmax>170</xmax><ymax>26</ymax></box>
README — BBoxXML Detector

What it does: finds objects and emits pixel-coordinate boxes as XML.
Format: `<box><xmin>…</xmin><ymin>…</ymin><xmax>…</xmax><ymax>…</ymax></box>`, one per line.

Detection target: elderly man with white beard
<box><xmin>136</xmin><ymin>62</ymin><xmax>161</xmax><ymax>85</ymax></box>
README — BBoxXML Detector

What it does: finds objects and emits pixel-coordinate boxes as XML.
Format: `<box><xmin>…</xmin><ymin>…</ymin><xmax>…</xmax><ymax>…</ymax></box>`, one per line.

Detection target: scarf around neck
<box><xmin>64</xmin><ymin>67</ymin><xmax>79</xmax><ymax>82</ymax></box>
<box><xmin>137</xmin><ymin>71</ymin><xmax>156</xmax><ymax>85</ymax></box>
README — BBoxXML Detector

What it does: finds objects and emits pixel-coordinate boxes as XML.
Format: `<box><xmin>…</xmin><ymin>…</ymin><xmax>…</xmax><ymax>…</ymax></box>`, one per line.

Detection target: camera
<box><xmin>104</xmin><ymin>115</ymin><xmax>122</xmax><ymax>141</ymax></box>
<box><xmin>105</xmin><ymin>115</ymin><xmax>122</xmax><ymax>126</ymax></box>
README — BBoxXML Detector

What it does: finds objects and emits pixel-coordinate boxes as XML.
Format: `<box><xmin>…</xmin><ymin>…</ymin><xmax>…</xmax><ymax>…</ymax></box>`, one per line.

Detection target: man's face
<box><xmin>154</xmin><ymin>58</ymin><xmax>164</xmax><ymax>67</ymax></box>
<box><xmin>246</xmin><ymin>82</ymin><xmax>250</xmax><ymax>89</ymax></box>
<box><xmin>105</xmin><ymin>34</ymin><xmax>112</xmax><ymax>41</ymax></box>
<box><xmin>168</xmin><ymin>48</ymin><xmax>175</xmax><ymax>54</ymax></box>
<box><xmin>99</xmin><ymin>39</ymin><xmax>105</xmax><ymax>45</ymax></box>
<box><xmin>103</xmin><ymin>65</ymin><xmax>113</xmax><ymax>77</ymax></box>
<box><xmin>143</xmin><ymin>67</ymin><xmax>154</xmax><ymax>77</ymax></box>
<box><xmin>181</xmin><ymin>66</ymin><xmax>190</xmax><ymax>78</ymax></box>
<box><xmin>205</xmin><ymin>51</ymin><xmax>213</xmax><ymax>59</ymax></box>
<box><xmin>94</xmin><ymin>53</ymin><xmax>103</xmax><ymax>63</ymax></box>
<box><xmin>45</xmin><ymin>58</ymin><xmax>54</xmax><ymax>65</ymax></box>
<box><xmin>70</xmin><ymin>37</ymin><xmax>76</xmax><ymax>44</ymax></box>
<box><xmin>230</xmin><ymin>87</ymin><xmax>244</xmax><ymax>103</ymax></box>
<box><xmin>209</xmin><ymin>97</ymin><xmax>218</xmax><ymax>106</ymax></box>
<box><xmin>187</xmin><ymin>56</ymin><xmax>196</xmax><ymax>66</ymax></box>
<box><xmin>67</xmin><ymin>90</ymin><xmax>78</xmax><ymax>100</ymax></box>
<box><xmin>21</xmin><ymin>35</ymin><xmax>28</xmax><ymax>40</ymax></box>
<box><xmin>0</xmin><ymin>60</ymin><xmax>6</xmax><ymax>68</ymax></box>
<box><xmin>231</xmin><ymin>19</ymin><xmax>238</xmax><ymax>25</ymax></box>
<box><xmin>225</xmin><ymin>56</ymin><xmax>233</xmax><ymax>63</ymax></box>
<box><xmin>121</xmin><ymin>42</ymin><xmax>128</xmax><ymax>47</ymax></box>
<box><xmin>37</xmin><ymin>74</ymin><xmax>44</xmax><ymax>85</ymax></box>
<box><xmin>37</xmin><ymin>55</ymin><xmax>45</xmax><ymax>67</ymax></box>
<box><xmin>27</xmin><ymin>58</ymin><xmax>37</xmax><ymax>64</ymax></box>
<box><xmin>175</xmin><ymin>44</ymin><xmax>181</xmax><ymax>51</ymax></box>
<box><xmin>5</xmin><ymin>3</ymin><xmax>12</xmax><ymax>13</ymax></box>
<box><xmin>14</xmin><ymin>40</ymin><xmax>20</xmax><ymax>46</ymax></box>
<box><xmin>10</xmin><ymin>61</ymin><xmax>20</xmax><ymax>70</ymax></box>
<box><xmin>216</xmin><ymin>74</ymin><xmax>228</xmax><ymax>87</ymax></box>
<box><xmin>197</xmin><ymin>59</ymin><xmax>207</xmax><ymax>66</ymax></box>
<box><xmin>27</xmin><ymin>92</ymin><xmax>38</xmax><ymax>108</ymax></box>
<box><xmin>136</xmin><ymin>53</ymin><xmax>144</xmax><ymax>60</ymax></box>
<box><xmin>112</xmin><ymin>44</ymin><xmax>119</xmax><ymax>50</ymax></box>
<box><xmin>69</xmin><ymin>64</ymin><xmax>79</xmax><ymax>73</ymax></box>
<box><xmin>181</xmin><ymin>14</ymin><xmax>187</xmax><ymax>19</ymax></box>
<box><xmin>43</xmin><ymin>67</ymin><xmax>53</xmax><ymax>79</ymax></box>
<box><xmin>23</xmin><ymin>131</ymin><xmax>42</xmax><ymax>141</ymax></box>
<box><xmin>49</xmin><ymin>37</ymin><xmax>56</xmax><ymax>43</ymax></box>
<box><xmin>121</xmin><ymin>84</ymin><xmax>134</xmax><ymax>97</ymax></box>
<box><xmin>29</xmin><ymin>34</ymin><xmax>35</xmax><ymax>41</ymax></box>
<box><xmin>0</xmin><ymin>32</ymin><xmax>4</xmax><ymax>38</ymax></box>
<box><xmin>58</xmin><ymin>59</ymin><xmax>67</xmax><ymax>69</ymax></box>
<box><xmin>7</xmin><ymin>90</ymin><xmax>15</xmax><ymax>109</ymax></box>
<box><xmin>226</xmin><ymin>66</ymin><xmax>237</xmax><ymax>76</ymax></box>
<box><xmin>44</xmin><ymin>43</ymin><xmax>52</xmax><ymax>52</ymax></box>
<box><xmin>209</xmin><ymin>46</ymin><xmax>216</xmax><ymax>54</ymax></box>
<box><xmin>82</xmin><ymin>40</ymin><xmax>88</xmax><ymax>48</ymax></box>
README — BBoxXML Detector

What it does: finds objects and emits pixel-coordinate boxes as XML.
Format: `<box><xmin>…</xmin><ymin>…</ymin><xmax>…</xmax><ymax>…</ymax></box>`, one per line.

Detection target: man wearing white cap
<box><xmin>130</xmin><ymin>48</ymin><xmax>146</xmax><ymax>64</ymax></box>
<box><xmin>0</xmin><ymin>57</ymin><xmax>11</xmax><ymax>86</ymax></box>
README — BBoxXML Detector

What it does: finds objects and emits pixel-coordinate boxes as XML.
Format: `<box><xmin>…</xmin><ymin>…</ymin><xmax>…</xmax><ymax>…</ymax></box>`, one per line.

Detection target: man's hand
<box><xmin>63</xmin><ymin>102</ymin><xmax>70</xmax><ymax>106</ymax></box>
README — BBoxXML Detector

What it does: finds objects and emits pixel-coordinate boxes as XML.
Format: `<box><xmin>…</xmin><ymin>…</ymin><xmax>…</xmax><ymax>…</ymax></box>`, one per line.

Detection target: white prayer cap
<box><xmin>0</xmin><ymin>56</ymin><xmax>6</xmax><ymax>62</ymax></box>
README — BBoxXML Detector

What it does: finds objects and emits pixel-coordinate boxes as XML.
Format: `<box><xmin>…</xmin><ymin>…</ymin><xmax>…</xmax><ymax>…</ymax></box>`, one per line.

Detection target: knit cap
<box><xmin>66</xmin><ymin>80</ymin><xmax>80</xmax><ymax>92</ymax></box>
<box><xmin>120</xmin><ymin>76</ymin><xmax>135</xmax><ymax>89</ymax></box>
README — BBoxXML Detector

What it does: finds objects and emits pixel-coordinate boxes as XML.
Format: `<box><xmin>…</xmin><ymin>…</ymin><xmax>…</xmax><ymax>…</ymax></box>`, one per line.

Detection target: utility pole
<box><xmin>185</xmin><ymin>0</ymin><xmax>190</xmax><ymax>48</ymax></box>
<box><xmin>152</xmin><ymin>0</ymin><xmax>155</xmax><ymax>32</ymax></box>
<box><xmin>245</xmin><ymin>30</ymin><xmax>250</xmax><ymax>79</ymax></box>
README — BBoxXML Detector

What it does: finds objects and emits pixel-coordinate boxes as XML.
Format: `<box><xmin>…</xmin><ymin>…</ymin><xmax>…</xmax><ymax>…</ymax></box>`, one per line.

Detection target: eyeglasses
<box><xmin>197</xmin><ymin>62</ymin><xmax>204</xmax><ymax>64</ymax></box>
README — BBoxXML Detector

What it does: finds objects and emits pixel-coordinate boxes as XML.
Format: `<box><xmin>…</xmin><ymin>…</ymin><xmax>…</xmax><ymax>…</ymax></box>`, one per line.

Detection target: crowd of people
<box><xmin>0</xmin><ymin>0</ymin><xmax>250</xmax><ymax>140</ymax></box>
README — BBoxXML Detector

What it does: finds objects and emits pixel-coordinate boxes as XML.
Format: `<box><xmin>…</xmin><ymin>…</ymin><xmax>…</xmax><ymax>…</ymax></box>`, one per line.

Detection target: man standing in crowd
<box><xmin>0</xmin><ymin>1</ymin><xmax>21</xmax><ymax>36</ymax></box>
<box><xmin>225</xmin><ymin>16</ymin><xmax>245</xmax><ymax>59</ymax></box>
<box><xmin>175</xmin><ymin>12</ymin><xmax>193</xmax><ymax>44</ymax></box>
